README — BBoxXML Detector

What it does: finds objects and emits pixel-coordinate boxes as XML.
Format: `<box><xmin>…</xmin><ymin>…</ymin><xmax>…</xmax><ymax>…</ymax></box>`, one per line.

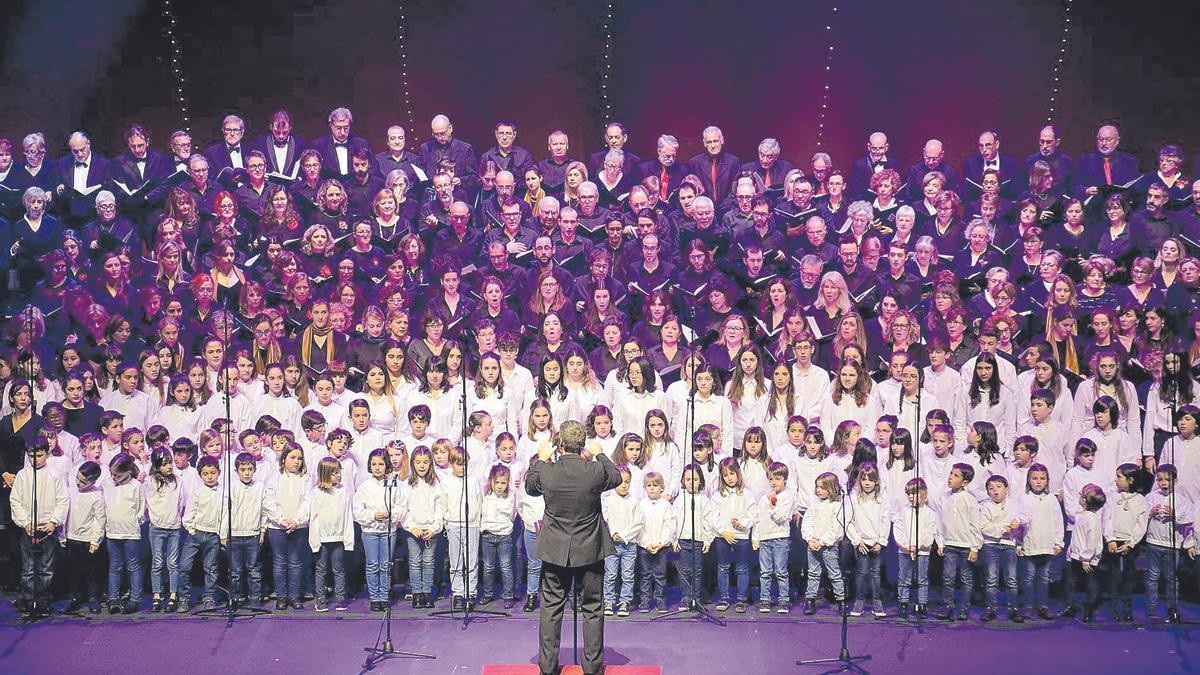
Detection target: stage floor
<box><xmin>2</xmin><ymin>598</ymin><xmax>1199</xmax><ymax>675</ymax></box>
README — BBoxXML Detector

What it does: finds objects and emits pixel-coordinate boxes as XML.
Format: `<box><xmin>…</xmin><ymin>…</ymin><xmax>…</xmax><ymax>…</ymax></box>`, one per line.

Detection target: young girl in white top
<box><xmin>612</xmin><ymin>357</ymin><xmax>666</xmax><ymax>438</ymax></box>
<box><xmin>1103</xmin><ymin>463</ymin><xmax>1149</xmax><ymax>620</ymax></box>
<box><xmin>404</xmin><ymin>446</ymin><xmax>443</xmax><ymax>609</ymax></box>
<box><xmin>144</xmin><ymin>449</ymin><xmax>184</xmax><ymax>613</ymax></box>
<box><xmin>642</xmin><ymin>409</ymin><xmax>682</xmax><ymax>500</ymax></box>
<box><xmin>517</xmin><ymin>463</ymin><xmax>545</xmax><ymax>612</ymax></box>
<box><xmin>158</xmin><ymin>375</ymin><xmax>200</xmax><ymax>445</ymax></box>
<box><xmin>791</xmin><ymin>426</ymin><xmax>832</xmax><ymax>516</ymax></box>
<box><xmin>479</xmin><ymin>464</ymin><xmax>517</xmax><ymax>608</ymax></box>
<box><xmin>725</xmin><ymin>346</ymin><xmax>768</xmax><ymax>454</ymax></box>
<box><xmin>362</xmin><ymin>361</ymin><xmax>405</xmax><ymax>440</ymax></box>
<box><xmin>564</xmin><ymin>348</ymin><xmax>604</xmax><ymax>425</ymax></box>
<box><xmin>611</xmin><ymin>433</ymin><xmax>647</xmax><ymax>500</ymax></box>
<box><xmin>586</xmin><ymin>405</ymin><xmax>620</xmax><ymax>460</ymax></box>
<box><xmin>410</xmin><ymin>357</ymin><xmax>463</xmax><ymax>443</ymax></box>
<box><xmin>738</xmin><ymin>426</ymin><xmax>772</xmax><ymax>499</ymax></box>
<box><xmin>602</xmin><ymin>464</ymin><xmax>642</xmax><ymax>616</ymax></box>
<box><xmin>1015</xmin><ymin>463</ymin><xmax>1063</xmax><ymax>620</ymax></box>
<box><xmin>961</xmin><ymin>421</ymin><xmax>1009</xmax><ymax>503</ymax></box>
<box><xmin>820</xmin><ymin>360</ymin><xmax>875</xmax><ymax>442</ymax></box>
<box><xmin>517</xmin><ymin>398</ymin><xmax>556</xmax><ymax>465</ymax></box>
<box><xmin>309</xmin><ymin>456</ymin><xmax>355</xmax><ymax>612</ymax></box>
<box><xmin>64</xmin><ymin>461</ymin><xmax>105</xmax><ymax>614</ymax></box>
<box><xmin>265</xmin><ymin>442</ymin><xmax>310</xmax><ymax>609</ymax></box>
<box><xmin>757</xmin><ymin>362</ymin><xmax>804</xmax><ymax>453</ymax></box>
<box><xmin>691</xmin><ymin>428</ymin><xmax>720</xmax><ymax>498</ymax></box>
<box><xmin>713</xmin><ymin>457</ymin><xmax>757</xmax><ymax>613</ymax></box>
<box><xmin>847</xmin><ymin>462</ymin><xmax>889</xmax><ymax>617</ymax></box>
<box><xmin>525</xmin><ymin>355</ymin><xmax>574</xmax><ymax>430</ymax></box>
<box><xmin>468</xmin><ymin>352</ymin><xmax>519</xmax><ymax>435</ymax></box>
<box><xmin>673</xmin><ymin>463</ymin><xmax>716</xmax><ymax>607</ymax></box>
<box><xmin>104</xmin><ymin>453</ymin><xmax>146</xmax><ymax>612</ymax></box>
<box><xmin>960</xmin><ymin>353</ymin><xmax>1017</xmax><ymax>454</ymax></box>
<box><xmin>826</xmin><ymin>420</ymin><xmax>861</xmax><ymax>486</ymax></box>
<box><xmin>354</xmin><ymin>447</ymin><xmax>406</xmax><ymax>611</ymax></box>
<box><xmin>680</xmin><ymin>365</ymin><xmax>734</xmax><ymax>456</ymax></box>
<box><xmin>253</xmin><ymin>363</ymin><xmax>304</xmax><ymax>434</ymax></box>
<box><xmin>881</xmin><ymin>429</ymin><xmax>917</xmax><ymax>515</ymax></box>
<box><xmin>801</xmin><ymin>472</ymin><xmax>847</xmax><ymax>615</ymax></box>
<box><xmin>464</xmin><ymin>411</ymin><xmax>496</xmax><ymax>481</ymax></box>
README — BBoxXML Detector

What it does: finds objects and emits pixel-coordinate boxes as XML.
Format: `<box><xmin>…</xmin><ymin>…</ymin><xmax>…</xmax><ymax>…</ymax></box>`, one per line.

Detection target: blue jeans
<box><xmin>805</xmin><ymin>546</ymin><xmax>844</xmax><ymax>600</ymax></box>
<box><xmin>674</xmin><ymin>539</ymin><xmax>705</xmax><ymax>601</ymax></box>
<box><xmin>315</xmin><ymin>542</ymin><xmax>346</xmax><ymax>602</ymax></box>
<box><xmin>180</xmin><ymin>530</ymin><xmax>219</xmax><ymax>602</ymax></box>
<box><xmin>941</xmin><ymin>545</ymin><xmax>975</xmax><ymax>607</ymax></box>
<box><xmin>758</xmin><ymin>538</ymin><xmax>790</xmax><ymax>604</ymax></box>
<box><xmin>1019</xmin><ymin>553</ymin><xmax>1052</xmax><ymax>609</ymax></box>
<box><xmin>897</xmin><ymin>554</ymin><xmax>929</xmax><ymax>604</ymax></box>
<box><xmin>362</xmin><ymin>531</ymin><xmax>393</xmax><ymax>602</ymax></box>
<box><xmin>715</xmin><ymin>537</ymin><xmax>751</xmax><ymax>602</ymax></box>
<box><xmin>107</xmin><ymin>539</ymin><xmax>144</xmax><ymax>603</ymax></box>
<box><xmin>638</xmin><ymin>546</ymin><xmax>668</xmax><ymax>604</ymax></box>
<box><xmin>604</xmin><ymin>541</ymin><xmax>637</xmax><ymax>605</ymax></box>
<box><xmin>480</xmin><ymin>531</ymin><xmax>515</xmax><ymax>599</ymax></box>
<box><xmin>1144</xmin><ymin>543</ymin><xmax>1181</xmax><ymax>609</ymax></box>
<box><xmin>981</xmin><ymin>543</ymin><xmax>1017</xmax><ymax>608</ymax></box>
<box><xmin>406</xmin><ymin>534</ymin><xmax>436</xmax><ymax>594</ymax></box>
<box><xmin>148</xmin><ymin>526</ymin><xmax>181</xmax><ymax>595</ymax></box>
<box><xmin>228</xmin><ymin>535</ymin><xmax>262</xmax><ymax>600</ymax></box>
<box><xmin>267</xmin><ymin>527</ymin><xmax>306</xmax><ymax>601</ymax></box>
<box><xmin>853</xmin><ymin>546</ymin><xmax>882</xmax><ymax>606</ymax></box>
<box><xmin>524</xmin><ymin>528</ymin><xmax>542</xmax><ymax>596</ymax></box>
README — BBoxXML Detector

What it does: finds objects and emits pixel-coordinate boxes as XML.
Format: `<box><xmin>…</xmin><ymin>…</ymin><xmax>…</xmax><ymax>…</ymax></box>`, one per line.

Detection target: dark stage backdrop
<box><xmin>0</xmin><ymin>0</ymin><xmax>1197</xmax><ymax>177</ymax></box>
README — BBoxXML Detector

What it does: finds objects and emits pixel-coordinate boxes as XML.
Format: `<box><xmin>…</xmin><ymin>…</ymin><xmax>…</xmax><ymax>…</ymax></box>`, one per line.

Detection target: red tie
<box><xmin>659</xmin><ymin>168</ymin><xmax>668</xmax><ymax>200</ymax></box>
<box><xmin>711</xmin><ymin>159</ymin><xmax>718</xmax><ymax>200</ymax></box>
<box><xmin>1103</xmin><ymin>156</ymin><xmax>1113</xmax><ymax>185</ymax></box>
<box><xmin>764</xmin><ymin>167</ymin><xmax>771</xmax><ymax>187</ymax></box>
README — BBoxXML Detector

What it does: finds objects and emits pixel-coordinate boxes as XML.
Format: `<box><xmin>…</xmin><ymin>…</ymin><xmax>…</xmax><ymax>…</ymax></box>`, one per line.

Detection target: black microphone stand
<box><xmin>654</xmin><ymin>354</ymin><xmax>724</xmax><ymax>625</ymax></box>
<box><xmin>431</xmin><ymin>339</ymin><xmax>508</xmax><ymax>627</ymax></box>
<box><xmin>21</xmin><ymin>303</ymin><xmax>49</xmax><ymax>621</ymax></box>
<box><xmin>362</xmin><ymin>474</ymin><xmax>434</xmax><ymax>671</ymax></box>
<box><xmin>1166</xmin><ymin>400</ymin><xmax>1181</xmax><ymax>624</ymax></box>
<box><xmin>198</xmin><ymin>301</ymin><xmax>269</xmax><ymax>623</ymax></box>
<box><xmin>797</xmin><ymin>479</ymin><xmax>870</xmax><ymax>673</ymax></box>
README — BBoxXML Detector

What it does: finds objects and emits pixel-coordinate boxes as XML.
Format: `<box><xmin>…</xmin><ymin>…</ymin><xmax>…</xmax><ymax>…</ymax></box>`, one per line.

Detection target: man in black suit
<box><xmin>420</xmin><ymin>114</ymin><xmax>478</xmax><ymax>189</ymax></box>
<box><xmin>312</xmin><ymin>107</ymin><xmax>373</xmax><ymax>180</ymax></box>
<box><xmin>374</xmin><ymin>124</ymin><xmax>424</xmax><ymax>191</ymax></box>
<box><xmin>848</xmin><ymin>131</ymin><xmax>895</xmax><ymax>201</ymax></box>
<box><xmin>587</xmin><ymin>122</ymin><xmax>640</xmax><ymax>176</ymax></box>
<box><xmin>204</xmin><ymin>114</ymin><xmax>249</xmax><ymax>182</ymax></box>
<box><xmin>108</xmin><ymin>124</ymin><xmax>173</xmax><ymax>219</ymax></box>
<box><xmin>961</xmin><ymin>129</ymin><xmax>1022</xmax><ymax>202</ymax></box>
<box><xmin>525</xmin><ymin>420</ymin><xmax>622</xmax><ymax>675</ymax></box>
<box><xmin>903</xmin><ymin>139</ymin><xmax>959</xmax><ymax>203</ymax></box>
<box><xmin>687</xmin><ymin>126</ymin><xmax>741</xmax><ymax>205</ymax></box>
<box><xmin>1025</xmin><ymin>125</ymin><xmax>1074</xmax><ymax>196</ymax></box>
<box><xmin>54</xmin><ymin>131</ymin><xmax>110</xmax><ymax>227</ymax></box>
<box><xmin>251</xmin><ymin>109</ymin><xmax>307</xmax><ymax>179</ymax></box>
<box><xmin>1072</xmin><ymin>124</ymin><xmax>1139</xmax><ymax>199</ymax></box>
<box><xmin>480</xmin><ymin>118</ymin><xmax>535</xmax><ymax>177</ymax></box>
<box><xmin>634</xmin><ymin>134</ymin><xmax>686</xmax><ymax>202</ymax></box>
<box><xmin>740</xmin><ymin>137</ymin><xmax>796</xmax><ymax>192</ymax></box>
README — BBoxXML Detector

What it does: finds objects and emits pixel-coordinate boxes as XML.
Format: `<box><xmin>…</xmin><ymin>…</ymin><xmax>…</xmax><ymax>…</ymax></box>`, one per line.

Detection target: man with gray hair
<box><xmin>687</xmin><ymin>125</ymin><xmax>740</xmax><ymax>204</ymax></box>
<box><xmin>587</xmin><ymin>122</ymin><xmax>639</xmax><ymax>176</ymax></box>
<box><xmin>634</xmin><ymin>133</ymin><xmax>686</xmax><ymax>201</ymax></box>
<box><xmin>537</xmin><ymin>129</ymin><xmax>575</xmax><ymax>192</ymax></box>
<box><xmin>420</xmin><ymin>113</ymin><xmax>478</xmax><ymax>187</ymax></box>
<box><xmin>526</xmin><ymin>418</ymin><xmax>622</xmax><ymax>675</ymax></box>
<box><xmin>312</xmin><ymin>106</ymin><xmax>372</xmax><ymax>179</ymax></box>
<box><xmin>204</xmin><ymin>113</ymin><xmax>247</xmax><ymax>176</ymax></box>
<box><xmin>82</xmin><ymin>190</ymin><xmax>138</xmax><ymax>259</ymax></box>
<box><xmin>740</xmin><ymin>137</ymin><xmax>796</xmax><ymax>190</ymax></box>
<box><xmin>54</xmin><ymin>131</ymin><xmax>110</xmax><ymax>226</ymax></box>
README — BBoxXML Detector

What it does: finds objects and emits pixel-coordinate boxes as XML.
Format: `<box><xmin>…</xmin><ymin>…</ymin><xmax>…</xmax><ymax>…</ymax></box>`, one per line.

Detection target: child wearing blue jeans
<box><xmin>602</xmin><ymin>465</ymin><xmax>642</xmax><ymax>617</ymax></box>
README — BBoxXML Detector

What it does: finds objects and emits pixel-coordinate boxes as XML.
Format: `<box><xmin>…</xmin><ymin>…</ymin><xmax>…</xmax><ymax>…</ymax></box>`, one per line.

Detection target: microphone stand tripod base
<box><xmin>651</xmin><ymin>597</ymin><xmax>727</xmax><ymax>626</ymax></box>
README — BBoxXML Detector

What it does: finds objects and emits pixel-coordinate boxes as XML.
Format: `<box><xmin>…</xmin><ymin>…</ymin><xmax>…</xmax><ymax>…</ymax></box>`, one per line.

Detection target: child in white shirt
<box><xmin>755</xmin><ymin>462</ymin><xmax>797</xmax><ymax>613</ymax></box>
<box><xmin>602</xmin><ymin>465</ymin><xmax>642</xmax><ymax>617</ymax></box>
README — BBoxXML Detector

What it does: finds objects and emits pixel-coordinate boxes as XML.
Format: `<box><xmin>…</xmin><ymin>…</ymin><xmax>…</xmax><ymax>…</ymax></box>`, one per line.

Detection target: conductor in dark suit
<box><xmin>526</xmin><ymin>420</ymin><xmax>622</xmax><ymax>675</ymax></box>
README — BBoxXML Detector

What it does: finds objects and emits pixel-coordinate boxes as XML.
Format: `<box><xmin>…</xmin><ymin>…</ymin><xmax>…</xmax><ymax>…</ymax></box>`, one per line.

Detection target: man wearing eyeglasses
<box><xmin>312</xmin><ymin>107</ymin><xmax>373</xmax><ymax>179</ymax></box>
<box><xmin>849</xmin><ymin>132</ymin><xmax>893</xmax><ymax>201</ymax></box>
<box><xmin>962</xmin><ymin>129</ymin><xmax>1021</xmax><ymax>202</ymax></box>
<box><xmin>904</xmin><ymin>139</ymin><xmax>960</xmax><ymax>203</ymax></box>
<box><xmin>203</xmin><ymin>114</ymin><xmax>248</xmax><ymax>187</ymax></box>
<box><xmin>54</xmin><ymin>131</ymin><xmax>111</xmax><ymax>226</ymax></box>
<box><xmin>420</xmin><ymin>114</ymin><xmax>477</xmax><ymax>189</ymax></box>
<box><xmin>739</xmin><ymin>138</ymin><xmax>795</xmax><ymax>192</ymax></box>
<box><xmin>81</xmin><ymin>191</ymin><xmax>139</xmax><ymax>261</ymax></box>
<box><xmin>480</xmin><ymin>119</ymin><xmax>533</xmax><ymax>178</ymax></box>
<box><xmin>232</xmin><ymin>151</ymin><xmax>272</xmax><ymax>219</ymax></box>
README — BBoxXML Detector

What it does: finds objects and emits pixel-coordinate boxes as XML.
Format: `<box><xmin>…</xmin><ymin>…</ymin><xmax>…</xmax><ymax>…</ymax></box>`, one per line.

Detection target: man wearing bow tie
<box><xmin>251</xmin><ymin>109</ymin><xmax>307</xmax><ymax>179</ymax></box>
<box><xmin>849</xmin><ymin>132</ymin><xmax>892</xmax><ymax>201</ymax></box>
<box><xmin>54</xmin><ymin>131</ymin><xmax>110</xmax><ymax>227</ymax></box>
<box><xmin>167</xmin><ymin>131</ymin><xmax>193</xmax><ymax>174</ymax></box>
<box><xmin>203</xmin><ymin>115</ymin><xmax>251</xmax><ymax>189</ymax></box>
<box><xmin>312</xmin><ymin>107</ymin><xmax>373</xmax><ymax>180</ymax></box>
<box><xmin>109</xmin><ymin>124</ymin><xmax>172</xmax><ymax>219</ymax></box>
<box><xmin>962</xmin><ymin>129</ymin><xmax>1021</xmax><ymax>202</ymax></box>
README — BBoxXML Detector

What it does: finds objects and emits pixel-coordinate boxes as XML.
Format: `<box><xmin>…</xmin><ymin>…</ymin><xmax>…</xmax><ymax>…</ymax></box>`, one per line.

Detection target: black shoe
<box><xmin>524</xmin><ymin>595</ymin><xmax>539</xmax><ymax>613</ymax></box>
<box><xmin>981</xmin><ymin>608</ymin><xmax>996</xmax><ymax>623</ymax></box>
<box><xmin>503</xmin><ymin>598</ymin><xmax>515</xmax><ymax>609</ymax></box>
<box><xmin>1008</xmin><ymin>608</ymin><xmax>1024</xmax><ymax>623</ymax></box>
<box><xmin>1059</xmin><ymin>605</ymin><xmax>1078</xmax><ymax>618</ymax></box>
<box><xmin>1083</xmin><ymin>606</ymin><xmax>1095</xmax><ymax>624</ymax></box>
<box><xmin>291</xmin><ymin>599</ymin><xmax>303</xmax><ymax>610</ymax></box>
<box><xmin>1122</xmin><ymin>609</ymin><xmax>1133</xmax><ymax>622</ymax></box>
<box><xmin>1167</xmin><ymin>607</ymin><xmax>1181</xmax><ymax>624</ymax></box>
<box><xmin>452</xmin><ymin>596</ymin><xmax>466</xmax><ymax>612</ymax></box>
<box><xmin>939</xmin><ymin>605</ymin><xmax>956</xmax><ymax>621</ymax></box>
<box><xmin>121</xmin><ymin>600</ymin><xmax>141</xmax><ymax>615</ymax></box>
<box><xmin>276</xmin><ymin>599</ymin><xmax>288</xmax><ymax>611</ymax></box>
<box><xmin>899</xmin><ymin>603</ymin><xmax>909</xmax><ymax>618</ymax></box>
<box><xmin>88</xmin><ymin>600</ymin><xmax>102</xmax><ymax>615</ymax></box>
<box><xmin>411</xmin><ymin>594</ymin><xmax>419</xmax><ymax>609</ymax></box>
<box><xmin>803</xmin><ymin>599</ymin><xmax>816</xmax><ymax>615</ymax></box>
<box><xmin>423</xmin><ymin>593</ymin><xmax>436</xmax><ymax>609</ymax></box>
<box><xmin>64</xmin><ymin>599</ymin><xmax>83</xmax><ymax>615</ymax></box>
<box><xmin>916</xmin><ymin>604</ymin><xmax>928</xmax><ymax>619</ymax></box>
<box><xmin>479</xmin><ymin>595</ymin><xmax>494</xmax><ymax>606</ymax></box>
<box><xmin>1037</xmin><ymin>607</ymin><xmax>1054</xmax><ymax>621</ymax></box>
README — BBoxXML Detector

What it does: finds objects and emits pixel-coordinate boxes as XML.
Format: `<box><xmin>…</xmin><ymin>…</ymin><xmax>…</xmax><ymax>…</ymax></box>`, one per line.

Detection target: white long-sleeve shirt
<box><xmin>65</xmin><ymin>486</ymin><xmax>106</xmax><ymax>545</ymax></box>
<box><xmin>1103</xmin><ymin>491</ymin><xmax>1149</xmax><ymax>544</ymax></box>
<box><xmin>308</xmin><ymin>483</ymin><xmax>355</xmax><ymax>551</ymax></box>
<box><xmin>467</xmin><ymin>387</ymin><xmax>520</xmax><ymax>436</ymax></box>
<box><xmin>725</xmin><ymin>384</ymin><xmax>767</xmax><ymax>450</ymax></box>
<box><xmin>978</xmin><ymin>498</ymin><xmax>1019</xmax><ymax>546</ymax></box>
<box><xmin>1062</xmin><ymin>465</ymin><xmax>1102</xmax><ymax>529</ymax></box>
<box><xmin>819</xmin><ymin>393</ymin><xmax>875</xmax><ymax>444</ymax></box>
<box><xmin>157</xmin><ymin>405</ymin><xmax>200</xmax><ymax>446</ymax></box>
<box><xmin>99</xmin><ymin>388</ymin><xmax>157</xmax><ymax>432</ymax></box>
<box><xmin>602</xmin><ymin>490</ymin><xmax>643</xmax><ymax>544</ymax></box>
<box><xmin>10</xmin><ymin>466</ymin><xmax>68</xmax><ymax>530</ymax></box>
<box><xmin>671</xmin><ymin>491</ymin><xmax>717</xmax><ymax>546</ymax></box>
<box><xmin>403</xmin><ymin>479</ymin><xmax>445</xmax><ymax>533</ymax></box>
<box><xmin>846</xmin><ymin>492</ymin><xmax>889</xmax><ymax>548</ymax></box>
<box><xmin>1014</xmin><ymin>371</ymin><xmax>1073</xmax><ymax>429</ymax></box>
<box><xmin>183</xmin><ymin>482</ymin><xmax>223</xmax><ymax>535</ymax></box>
<box><xmin>251</xmin><ymin>393</ymin><xmax>303</xmax><ymax>436</ymax></box>
<box><xmin>264</xmin><ymin>472</ymin><xmax>311</xmax><ymax>530</ymax></box>
<box><xmin>1016</xmin><ymin>491</ymin><xmax>1064</xmax><ymax>556</ymax></box>
<box><xmin>785</xmin><ymin>453</ymin><xmax>834</xmax><ymax>514</ymax></box>
<box><xmin>103</xmin><ymin>479</ymin><xmax>145</xmax><ymax>540</ymax></box>
<box><xmin>144</xmin><ymin>477</ymin><xmax>184</xmax><ymax>529</ymax></box>
<box><xmin>223</xmin><ymin>478</ymin><xmax>267</xmax><ymax>538</ymax></box>
<box><xmin>440</xmin><ymin>473</ymin><xmax>483</xmax><ymax>529</ymax></box>
<box><xmin>612</xmin><ymin>389</ymin><xmax>666</xmax><ymax>438</ymax></box>
<box><xmin>480</xmin><ymin>490</ymin><xmax>516</xmax><ymax>536</ymax></box>
<box><xmin>353</xmin><ymin>475</ymin><xmax>407</xmax><ymax>534</ymax></box>
<box><xmin>792</xmin><ymin>363</ymin><xmax>832</xmax><ymax>423</ymax></box>
<box><xmin>958</xmin><ymin>385</ymin><xmax>1018</xmax><ymax>459</ymax></box>
<box><xmin>893</xmin><ymin>504</ymin><xmax>937</xmax><ymax>554</ymax></box>
<box><xmin>410</xmin><ymin>389</ymin><xmax>464</xmax><ymax>443</ymax></box>
<box><xmin>678</xmin><ymin>394</ymin><xmax>734</xmax><ymax>457</ymax></box>
<box><xmin>304</xmin><ymin>399</ymin><xmax>348</xmax><ymax>435</ymax></box>
<box><xmin>712</xmin><ymin>488</ymin><xmax>757</xmax><ymax>539</ymax></box>
<box><xmin>1018</xmin><ymin>419</ymin><xmax>1070</xmax><ymax>494</ymax></box>
<box><xmin>754</xmin><ymin>489</ymin><xmax>796</xmax><ymax>544</ymax></box>
<box><xmin>644</xmin><ymin>441</ymin><xmax>683</xmax><ymax>500</ymax></box>
<box><xmin>637</xmin><ymin>497</ymin><xmax>675</xmax><ymax>548</ymax></box>
<box><xmin>936</xmin><ymin>489</ymin><xmax>983</xmax><ymax>550</ymax></box>
<box><xmin>517</xmin><ymin>489</ymin><xmax>545</xmax><ymax>533</ymax></box>
<box><xmin>1068</xmin><ymin>510</ymin><xmax>1103</xmax><ymax>564</ymax></box>
<box><xmin>801</xmin><ymin>497</ymin><xmax>847</xmax><ymax>547</ymax></box>
<box><xmin>1147</xmin><ymin>490</ymin><xmax>1193</xmax><ymax>548</ymax></box>
<box><xmin>1071</xmin><ymin>378</ymin><xmax>1141</xmax><ymax>448</ymax></box>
